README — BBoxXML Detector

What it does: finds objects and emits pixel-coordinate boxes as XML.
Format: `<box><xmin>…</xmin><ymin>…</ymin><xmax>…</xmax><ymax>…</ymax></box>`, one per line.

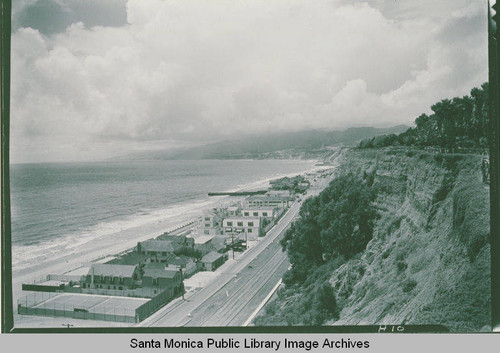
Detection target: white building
<box><xmin>226</xmin><ymin>205</ymin><xmax>240</xmax><ymax>216</ymax></box>
<box><xmin>266</xmin><ymin>190</ymin><xmax>291</xmax><ymax>198</ymax></box>
<box><xmin>244</xmin><ymin>195</ymin><xmax>290</xmax><ymax>209</ymax></box>
<box><xmin>241</xmin><ymin>208</ymin><xmax>275</xmax><ymax>219</ymax></box>
<box><xmin>195</xmin><ymin>211</ymin><xmax>222</xmax><ymax>236</ymax></box>
<box><xmin>222</xmin><ymin>217</ymin><xmax>260</xmax><ymax>239</ymax></box>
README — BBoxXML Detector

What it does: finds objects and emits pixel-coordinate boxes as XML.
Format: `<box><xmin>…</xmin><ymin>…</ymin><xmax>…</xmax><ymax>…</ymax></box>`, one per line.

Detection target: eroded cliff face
<box><xmin>329</xmin><ymin>149</ymin><xmax>490</xmax><ymax>331</ymax></box>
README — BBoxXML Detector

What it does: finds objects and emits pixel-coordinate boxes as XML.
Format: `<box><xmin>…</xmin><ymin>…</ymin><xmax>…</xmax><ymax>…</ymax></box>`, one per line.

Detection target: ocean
<box><xmin>10</xmin><ymin>159</ymin><xmax>317</xmax><ymax>271</ymax></box>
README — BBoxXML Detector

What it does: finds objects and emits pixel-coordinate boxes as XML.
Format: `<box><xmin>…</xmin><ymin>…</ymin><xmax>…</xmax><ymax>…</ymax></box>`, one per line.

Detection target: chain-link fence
<box><xmin>17</xmin><ymin>292</ymin><xmax>142</xmax><ymax>323</ymax></box>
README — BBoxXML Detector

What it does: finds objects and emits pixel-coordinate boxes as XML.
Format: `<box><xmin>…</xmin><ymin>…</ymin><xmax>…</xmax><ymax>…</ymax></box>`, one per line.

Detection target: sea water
<box><xmin>10</xmin><ymin>159</ymin><xmax>316</xmax><ymax>271</ymax></box>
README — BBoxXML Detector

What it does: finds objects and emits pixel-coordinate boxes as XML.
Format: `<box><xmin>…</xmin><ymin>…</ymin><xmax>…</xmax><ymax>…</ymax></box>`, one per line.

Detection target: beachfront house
<box><xmin>105</xmin><ymin>251</ymin><xmax>149</xmax><ymax>266</ymax></box>
<box><xmin>191</xmin><ymin>235</ymin><xmax>223</xmax><ymax>256</ymax></box>
<box><xmin>266</xmin><ymin>190</ymin><xmax>291</xmax><ymax>198</ymax></box>
<box><xmin>222</xmin><ymin>217</ymin><xmax>260</xmax><ymax>240</ymax></box>
<box><xmin>194</xmin><ymin>211</ymin><xmax>223</xmax><ymax>236</ymax></box>
<box><xmin>142</xmin><ymin>268</ymin><xmax>183</xmax><ymax>297</ymax></box>
<box><xmin>166</xmin><ymin>256</ymin><xmax>198</xmax><ymax>277</ymax></box>
<box><xmin>156</xmin><ymin>234</ymin><xmax>195</xmax><ymax>249</ymax></box>
<box><xmin>200</xmin><ymin>251</ymin><xmax>227</xmax><ymax>271</ymax></box>
<box><xmin>82</xmin><ymin>264</ymin><xmax>141</xmax><ymax>290</ymax></box>
<box><xmin>136</xmin><ymin>240</ymin><xmax>182</xmax><ymax>263</ymax></box>
<box><xmin>244</xmin><ymin>195</ymin><xmax>290</xmax><ymax>209</ymax></box>
<box><xmin>241</xmin><ymin>208</ymin><xmax>275</xmax><ymax>219</ymax></box>
<box><xmin>195</xmin><ymin>241</ymin><xmax>226</xmax><ymax>256</ymax></box>
<box><xmin>226</xmin><ymin>205</ymin><xmax>240</xmax><ymax>216</ymax></box>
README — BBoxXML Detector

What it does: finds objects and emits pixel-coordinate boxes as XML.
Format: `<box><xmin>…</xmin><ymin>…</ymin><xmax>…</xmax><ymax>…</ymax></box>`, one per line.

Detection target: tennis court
<box><xmin>18</xmin><ymin>292</ymin><xmax>148</xmax><ymax>323</ymax></box>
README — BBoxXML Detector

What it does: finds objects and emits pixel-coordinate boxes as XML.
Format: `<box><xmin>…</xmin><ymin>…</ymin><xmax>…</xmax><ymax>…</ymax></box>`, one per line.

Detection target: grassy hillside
<box><xmin>255</xmin><ymin>148</ymin><xmax>491</xmax><ymax>332</ymax></box>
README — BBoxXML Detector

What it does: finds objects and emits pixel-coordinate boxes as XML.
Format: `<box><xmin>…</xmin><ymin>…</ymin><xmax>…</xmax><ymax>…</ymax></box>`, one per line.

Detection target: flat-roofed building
<box><xmin>201</xmin><ymin>211</ymin><xmax>220</xmax><ymax>227</ymax></box>
<box><xmin>266</xmin><ymin>190</ymin><xmax>291</xmax><ymax>198</ymax></box>
<box><xmin>222</xmin><ymin>217</ymin><xmax>260</xmax><ymax>239</ymax></box>
<box><xmin>195</xmin><ymin>211</ymin><xmax>222</xmax><ymax>236</ymax></box>
<box><xmin>244</xmin><ymin>195</ymin><xmax>290</xmax><ymax>209</ymax></box>
<box><xmin>241</xmin><ymin>208</ymin><xmax>275</xmax><ymax>219</ymax></box>
<box><xmin>226</xmin><ymin>206</ymin><xmax>240</xmax><ymax>216</ymax></box>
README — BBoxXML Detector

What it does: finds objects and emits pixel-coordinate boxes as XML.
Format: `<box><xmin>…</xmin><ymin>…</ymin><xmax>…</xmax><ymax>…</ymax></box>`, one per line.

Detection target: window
<box><xmin>205</xmin><ymin>217</ymin><xmax>210</xmax><ymax>221</ymax></box>
<box><xmin>253</xmin><ymin>212</ymin><xmax>258</xmax><ymax>216</ymax></box>
<box><xmin>227</xmin><ymin>221</ymin><xmax>233</xmax><ymax>226</ymax></box>
<box><xmin>263</xmin><ymin>212</ymin><xmax>268</xmax><ymax>216</ymax></box>
<box><xmin>237</xmin><ymin>222</ymin><xmax>243</xmax><ymax>227</ymax></box>
<box><xmin>244</xmin><ymin>212</ymin><xmax>249</xmax><ymax>216</ymax></box>
<box><xmin>205</xmin><ymin>223</ymin><xmax>210</xmax><ymax>227</ymax></box>
<box><xmin>204</xmin><ymin>230</ymin><xmax>210</xmax><ymax>235</ymax></box>
<box><xmin>248</xmin><ymin>222</ymin><xmax>254</xmax><ymax>227</ymax></box>
<box><xmin>162</xmin><ymin>251</ymin><xmax>167</xmax><ymax>256</ymax></box>
<box><xmin>153</xmin><ymin>278</ymin><xmax>158</xmax><ymax>286</ymax></box>
<box><xmin>248</xmin><ymin>228</ymin><xmax>253</xmax><ymax>233</ymax></box>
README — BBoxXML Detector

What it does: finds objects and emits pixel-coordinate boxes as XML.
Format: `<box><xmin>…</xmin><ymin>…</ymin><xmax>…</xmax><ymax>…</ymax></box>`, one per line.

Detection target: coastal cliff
<box><xmin>255</xmin><ymin>148</ymin><xmax>491</xmax><ymax>332</ymax></box>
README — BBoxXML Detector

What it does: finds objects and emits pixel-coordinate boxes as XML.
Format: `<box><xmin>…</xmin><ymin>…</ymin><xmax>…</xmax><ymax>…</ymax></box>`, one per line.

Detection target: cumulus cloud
<box><xmin>10</xmin><ymin>0</ymin><xmax>487</xmax><ymax>162</ymax></box>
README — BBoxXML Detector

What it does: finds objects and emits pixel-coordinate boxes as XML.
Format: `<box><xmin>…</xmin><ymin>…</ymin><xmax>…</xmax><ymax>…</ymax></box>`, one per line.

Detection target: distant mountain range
<box><xmin>120</xmin><ymin>125</ymin><xmax>409</xmax><ymax>160</ymax></box>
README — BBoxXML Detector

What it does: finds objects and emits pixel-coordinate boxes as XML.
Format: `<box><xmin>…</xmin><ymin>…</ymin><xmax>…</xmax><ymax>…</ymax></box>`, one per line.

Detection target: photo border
<box><xmin>1</xmin><ymin>0</ymin><xmax>498</xmax><ymax>334</ymax></box>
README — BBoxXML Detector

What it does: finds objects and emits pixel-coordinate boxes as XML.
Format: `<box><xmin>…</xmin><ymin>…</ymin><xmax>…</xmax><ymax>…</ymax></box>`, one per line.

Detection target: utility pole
<box><xmin>180</xmin><ymin>268</ymin><xmax>184</xmax><ymax>300</ymax></box>
<box><xmin>231</xmin><ymin>232</ymin><xmax>234</xmax><ymax>259</ymax></box>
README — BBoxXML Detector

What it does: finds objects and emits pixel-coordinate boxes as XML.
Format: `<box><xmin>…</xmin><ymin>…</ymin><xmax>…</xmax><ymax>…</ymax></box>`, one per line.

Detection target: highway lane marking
<box><xmin>144</xmin><ymin>202</ymin><xmax>303</xmax><ymax>326</ymax></box>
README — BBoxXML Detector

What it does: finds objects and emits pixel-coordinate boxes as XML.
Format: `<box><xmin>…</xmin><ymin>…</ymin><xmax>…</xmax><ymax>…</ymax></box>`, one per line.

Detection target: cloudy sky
<box><xmin>11</xmin><ymin>0</ymin><xmax>488</xmax><ymax>163</ymax></box>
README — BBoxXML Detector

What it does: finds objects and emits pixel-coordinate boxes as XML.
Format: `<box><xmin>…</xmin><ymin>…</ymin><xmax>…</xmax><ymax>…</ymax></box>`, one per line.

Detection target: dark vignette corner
<box><xmin>1</xmin><ymin>0</ymin><xmax>13</xmax><ymax>334</ymax></box>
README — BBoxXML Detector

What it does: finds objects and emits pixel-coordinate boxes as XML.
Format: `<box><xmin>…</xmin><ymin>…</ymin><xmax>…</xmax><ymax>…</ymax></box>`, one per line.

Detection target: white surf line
<box><xmin>242</xmin><ymin>278</ymin><xmax>282</xmax><ymax>327</ymax></box>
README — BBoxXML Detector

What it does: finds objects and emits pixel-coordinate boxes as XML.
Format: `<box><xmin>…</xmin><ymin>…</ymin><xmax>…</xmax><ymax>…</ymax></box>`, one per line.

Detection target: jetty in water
<box><xmin>207</xmin><ymin>190</ymin><xmax>267</xmax><ymax>196</ymax></box>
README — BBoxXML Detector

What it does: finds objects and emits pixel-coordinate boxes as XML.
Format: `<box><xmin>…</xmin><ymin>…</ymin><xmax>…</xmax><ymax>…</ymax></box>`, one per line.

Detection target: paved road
<box><xmin>139</xmin><ymin>173</ymin><xmax>333</xmax><ymax>327</ymax></box>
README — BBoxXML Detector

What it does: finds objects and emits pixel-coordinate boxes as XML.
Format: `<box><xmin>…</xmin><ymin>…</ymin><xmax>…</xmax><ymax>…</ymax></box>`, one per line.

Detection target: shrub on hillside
<box><xmin>281</xmin><ymin>173</ymin><xmax>378</xmax><ymax>285</ymax></box>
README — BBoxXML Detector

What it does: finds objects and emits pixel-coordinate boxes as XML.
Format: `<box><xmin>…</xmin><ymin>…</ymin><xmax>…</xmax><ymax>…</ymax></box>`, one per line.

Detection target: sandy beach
<box><xmin>11</xmin><ymin>162</ymin><xmax>334</xmax><ymax>324</ymax></box>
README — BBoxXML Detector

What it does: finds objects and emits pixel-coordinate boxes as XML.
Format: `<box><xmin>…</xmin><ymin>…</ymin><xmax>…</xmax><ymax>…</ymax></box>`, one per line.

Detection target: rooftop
<box><xmin>88</xmin><ymin>264</ymin><xmax>138</xmax><ymax>278</ymax></box>
<box><xmin>195</xmin><ymin>242</ymin><xmax>225</xmax><ymax>252</ymax></box>
<box><xmin>201</xmin><ymin>251</ymin><xmax>224</xmax><ymax>263</ymax></box>
<box><xmin>246</xmin><ymin>195</ymin><xmax>289</xmax><ymax>201</ymax></box>
<box><xmin>194</xmin><ymin>235</ymin><xmax>214</xmax><ymax>244</ymax></box>
<box><xmin>106</xmin><ymin>252</ymin><xmax>148</xmax><ymax>265</ymax></box>
<box><xmin>223</xmin><ymin>216</ymin><xmax>260</xmax><ymax>221</ymax></box>
<box><xmin>145</xmin><ymin>262</ymin><xmax>166</xmax><ymax>270</ymax></box>
<box><xmin>139</xmin><ymin>240</ymin><xmax>176</xmax><ymax>253</ymax></box>
<box><xmin>143</xmin><ymin>268</ymin><xmax>180</xmax><ymax>279</ymax></box>
<box><xmin>156</xmin><ymin>234</ymin><xmax>193</xmax><ymax>244</ymax></box>
<box><xmin>168</xmin><ymin>256</ymin><xmax>194</xmax><ymax>266</ymax></box>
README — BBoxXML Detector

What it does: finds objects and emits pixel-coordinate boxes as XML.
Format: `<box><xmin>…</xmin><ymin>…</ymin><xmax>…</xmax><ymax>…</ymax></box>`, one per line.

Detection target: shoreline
<box><xmin>11</xmin><ymin>162</ymin><xmax>334</xmax><ymax>311</ymax></box>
